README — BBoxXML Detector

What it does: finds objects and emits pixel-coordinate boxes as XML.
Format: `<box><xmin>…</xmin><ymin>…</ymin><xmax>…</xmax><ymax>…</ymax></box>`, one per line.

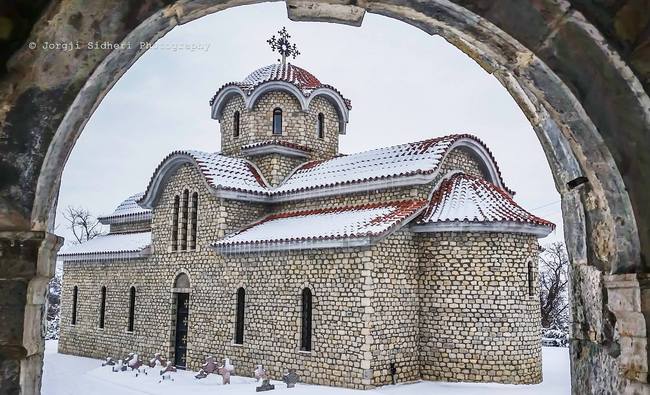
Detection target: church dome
<box><xmin>209</xmin><ymin>62</ymin><xmax>352</xmax><ymax>127</ymax></box>
<box><xmin>240</xmin><ymin>63</ymin><xmax>323</xmax><ymax>94</ymax></box>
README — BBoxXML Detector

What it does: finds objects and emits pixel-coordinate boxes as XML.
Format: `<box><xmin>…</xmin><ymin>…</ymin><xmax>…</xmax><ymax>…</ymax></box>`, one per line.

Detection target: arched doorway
<box><xmin>171</xmin><ymin>272</ymin><xmax>191</xmax><ymax>368</ymax></box>
<box><xmin>0</xmin><ymin>1</ymin><xmax>648</xmax><ymax>394</ymax></box>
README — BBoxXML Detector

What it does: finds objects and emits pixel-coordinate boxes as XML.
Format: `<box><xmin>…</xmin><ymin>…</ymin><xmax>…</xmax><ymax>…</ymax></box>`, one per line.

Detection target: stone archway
<box><xmin>0</xmin><ymin>1</ymin><xmax>648</xmax><ymax>394</ymax></box>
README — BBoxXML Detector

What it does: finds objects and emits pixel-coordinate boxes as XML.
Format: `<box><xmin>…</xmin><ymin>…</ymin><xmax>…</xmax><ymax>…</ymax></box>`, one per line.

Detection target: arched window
<box><xmin>527</xmin><ymin>261</ymin><xmax>534</xmax><ymax>297</ymax></box>
<box><xmin>272</xmin><ymin>108</ymin><xmax>283</xmax><ymax>135</ymax></box>
<box><xmin>234</xmin><ymin>288</ymin><xmax>245</xmax><ymax>344</ymax></box>
<box><xmin>190</xmin><ymin>192</ymin><xmax>198</xmax><ymax>250</ymax></box>
<box><xmin>99</xmin><ymin>286</ymin><xmax>106</xmax><ymax>329</ymax></box>
<box><xmin>71</xmin><ymin>286</ymin><xmax>78</xmax><ymax>325</ymax></box>
<box><xmin>317</xmin><ymin>113</ymin><xmax>325</xmax><ymax>139</ymax></box>
<box><xmin>174</xmin><ymin>272</ymin><xmax>190</xmax><ymax>289</ymax></box>
<box><xmin>127</xmin><ymin>286</ymin><xmax>136</xmax><ymax>332</ymax></box>
<box><xmin>180</xmin><ymin>189</ymin><xmax>189</xmax><ymax>250</ymax></box>
<box><xmin>172</xmin><ymin>195</ymin><xmax>179</xmax><ymax>251</ymax></box>
<box><xmin>233</xmin><ymin>111</ymin><xmax>240</xmax><ymax>138</ymax></box>
<box><xmin>301</xmin><ymin>288</ymin><xmax>312</xmax><ymax>351</ymax></box>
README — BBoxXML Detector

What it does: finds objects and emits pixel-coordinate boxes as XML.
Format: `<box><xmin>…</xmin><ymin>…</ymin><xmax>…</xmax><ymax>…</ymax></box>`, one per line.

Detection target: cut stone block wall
<box><xmin>219</xmin><ymin>92</ymin><xmax>340</xmax><ymax>161</ymax></box>
<box><xmin>416</xmin><ymin>231</ymin><xmax>542</xmax><ymax>384</ymax></box>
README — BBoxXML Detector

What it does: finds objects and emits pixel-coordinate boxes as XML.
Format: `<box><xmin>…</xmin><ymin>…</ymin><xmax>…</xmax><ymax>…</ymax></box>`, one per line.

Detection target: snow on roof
<box><xmin>210</xmin><ymin>63</ymin><xmax>351</xmax><ymax>109</ymax></box>
<box><xmin>58</xmin><ymin>231</ymin><xmax>151</xmax><ymax>261</ymax></box>
<box><xmin>273</xmin><ymin>134</ymin><xmax>504</xmax><ymax>195</ymax></box>
<box><xmin>98</xmin><ymin>192</ymin><xmax>151</xmax><ymax>224</ymax></box>
<box><xmin>417</xmin><ymin>173</ymin><xmax>554</xmax><ymax>229</ymax></box>
<box><xmin>184</xmin><ymin>150</ymin><xmax>269</xmax><ymax>193</ymax></box>
<box><xmin>213</xmin><ymin>200</ymin><xmax>426</xmax><ymax>252</ymax></box>
<box><xmin>141</xmin><ymin>135</ymin><xmax>511</xmax><ymax>205</ymax></box>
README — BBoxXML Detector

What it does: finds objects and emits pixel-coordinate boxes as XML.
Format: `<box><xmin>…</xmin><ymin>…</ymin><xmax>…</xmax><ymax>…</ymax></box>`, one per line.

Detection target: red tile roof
<box><xmin>213</xmin><ymin>200</ymin><xmax>427</xmax><ymax>248</ymax></box>
<box><xmin>210</xmin><ymin>63</ymin><xmax>352</xmax><ymax>109</ymax></box>
<box><xmin>418</xmin><ymin>173</ymin><xmax>554</xmax><ymax>229</ymax></box>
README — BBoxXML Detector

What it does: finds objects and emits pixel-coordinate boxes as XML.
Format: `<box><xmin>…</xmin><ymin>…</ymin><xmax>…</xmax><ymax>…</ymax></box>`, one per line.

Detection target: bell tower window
<box><xmin>317</xmin><ymin>113</ymin><xmax>325</xmax><ymax>139</ymax></box>
<box><xmin>233</xmin><ymin>111</ymin><xmax>240</xmax><ymax>138</ymax></box>
<box><xmin>272</xmin><ymin>108</ymin><xmax>283</xmax><ymax>135</ymax></box>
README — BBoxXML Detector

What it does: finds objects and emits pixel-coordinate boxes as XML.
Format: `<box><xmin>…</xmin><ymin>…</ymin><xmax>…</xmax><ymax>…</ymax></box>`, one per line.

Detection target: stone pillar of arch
<box><xmin>0</xmin><ymin>1</ymin><xmax>649</xmax><ymax>394</ymax></box>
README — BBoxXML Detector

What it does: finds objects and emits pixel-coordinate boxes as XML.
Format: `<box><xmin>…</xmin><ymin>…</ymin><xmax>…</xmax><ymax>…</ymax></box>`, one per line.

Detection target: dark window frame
<box><xmin>127</xmin><ymin>286</ymin><xmax>136</xmax><ymax>332</ymax></box>
<box><xmin>272</xmin><ymin>108</ymin><xmax>283</xmax><ymax>135</ymax></box>
<box><xmin>300</xmin><ymin>288</ymin><xmax>312</xmax><ymax>351</ymax></box>
<box><xmin>527</xmin><ymin>261</ymin><xmax>534</xmax><ymax>297</ymax></box>
<box><xmin>234</xmin><ymin>288</ymin><xmax>245</xmax><ymax>344</ymax></box>
<box><xmin>71</xmin><ymin>286</ymin><xmax>78</xmax><ymax>325</ymax></box>
<box><xmin>180</xmin><ymin>189</ymin><xmax>189</xmax><ymax>251</ymax></box>
<box><xmin>99</xmin><ymin>286</ymin><xmax>106</xmax><ymax>329</ymax></box>
<box><xmin>233</xmin><ymin>111</ymin><xmax>240</xmax><ymax>138</ymax></box>
<box><xmin>317</xmin><ymin>113</ymin><xmax>325</xmax><ymax>139</ymax></box>
<box><xmin>190</xmin><ymin>192</ymin><xmax>198</xmax><ymax>250</ymax></box>
<box><xmin>172</xmin><ymin>195</ymin><xmax>180</xmax><ymax>251</ymax></box>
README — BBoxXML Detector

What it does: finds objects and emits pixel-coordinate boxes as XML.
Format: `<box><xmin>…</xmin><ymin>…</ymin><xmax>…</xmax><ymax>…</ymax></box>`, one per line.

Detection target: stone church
<box><xmin>59</xmin><ymin>39</ymin><xmax>554</xmax><ymax>388</ymax></box>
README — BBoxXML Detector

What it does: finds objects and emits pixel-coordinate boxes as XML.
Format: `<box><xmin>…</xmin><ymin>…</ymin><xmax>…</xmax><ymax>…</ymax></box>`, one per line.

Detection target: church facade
<box><xmin>58</xmin><ymin>59</ymin><xmax>554</xmax><ymax>389</ymax></box>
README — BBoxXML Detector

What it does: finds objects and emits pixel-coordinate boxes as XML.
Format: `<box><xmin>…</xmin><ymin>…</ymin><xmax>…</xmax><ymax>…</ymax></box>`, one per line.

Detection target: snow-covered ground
<box><xmin>42</xmin><ymin>341</ymin><xmax>570</xmax><ymax>395</ymax></box>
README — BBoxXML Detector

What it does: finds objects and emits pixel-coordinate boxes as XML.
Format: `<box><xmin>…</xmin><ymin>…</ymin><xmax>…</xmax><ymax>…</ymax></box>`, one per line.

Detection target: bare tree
<box><xmin>539</xmin><ymin>242</ymin><xmax>569</xmax><ymax>330</ymax></box>
<box><xmin>62</xmin><ymin>206</ymin><xmax>103</xmax><ymax>244</ymax></box>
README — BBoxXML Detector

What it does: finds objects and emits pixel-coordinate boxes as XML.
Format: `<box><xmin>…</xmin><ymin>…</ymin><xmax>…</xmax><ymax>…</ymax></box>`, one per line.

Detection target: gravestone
<box><xmin>283</xmin><ymin>369</ymin><xmax>299</xmax><ymax>388</ymax></box>
<box><xmin>195</xmin><ymin>356</ymin><xmax>217</xmax><ymax>379</ymax></box>
<box><xmin>149</xmin><ymin>353</ymin><xmax>167</xmax><ymax>368</ymax></box>
<box><xmin>159</xmin><ymin>361</ymin><xmax>177</xmax><ymax>382</ymax></box>
<box><xmin>255</xmin><ymin>365</ymin><xmax>267</xmax><ymax>382</ymax></box>
<box><xmin>256</xmin><ymin>378</ymin><xmax>275</xmax><ymax>392</ymax></box>
<box><xmin>102</xmin><ymin>357</ymin><xmax>115</xmax><ymax>367</ymax></box>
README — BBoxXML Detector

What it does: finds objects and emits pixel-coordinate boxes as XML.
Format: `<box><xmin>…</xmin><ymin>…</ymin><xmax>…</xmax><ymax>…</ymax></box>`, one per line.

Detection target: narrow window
<box><xmin>272</xmin><ymin>108</ymin><xmax>283</xmax><ymax>135</ymax></box>
<box><xmin>233</xmin><ymin>111</ymin><xmax>240</xmax><ymax>138</ymax></box>
<box><xmin>127</xmin><ymin>286</ymin><xmax>136</xmax><ymax>332</ymax></box>
<box><xmin>527</xmin><ymin>261</ymin><xmax>534</xmax><ymax>297</ymax></box>
<box><xmin>301</xmin><ymin>288</ymin><xmax>312</xmax><ymax>351</ymax></box>
<box><xmin>99</xmin><ymin>286</ymin><xmax>106</xmax><ymax>329</ymax></box>
<box><xmin>71</xmin><ymin>286</ymin><xmax>78</xmax><ymax>325</ymax></box>
<box><xmin>190</xmin><ymin>192</ymin><xmax>198</xmax><ymax>250</ymax></box>
<box><xmin>180</xmin><ymin>189</ymin><xmax>189</xmax><ymax>250</ymax></box>
<box><xmin>172</xmin><ymin>195</ymin><xmax>180</xmax><ymax>251</ymax></box>
<box><xmin>234</xmin><ymin>288</ymin><xmax>245</xmax><ymax>344</ymax></box>
<box><xmin>317</xmin><ymin>113</ymin><xmax>325</xmax><ymax>139</ymax></box>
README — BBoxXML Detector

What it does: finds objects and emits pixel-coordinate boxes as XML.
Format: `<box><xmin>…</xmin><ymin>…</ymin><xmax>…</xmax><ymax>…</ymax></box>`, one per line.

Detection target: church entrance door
<box><xmin>174</xmin><ymin>293</ymin><xmax>189</xmax><ymax>368</ymax></box>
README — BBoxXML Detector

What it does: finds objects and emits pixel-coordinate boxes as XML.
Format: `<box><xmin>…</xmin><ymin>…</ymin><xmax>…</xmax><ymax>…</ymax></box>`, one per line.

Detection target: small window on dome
<box><xmin>272</xmin><ymin>108</ymin><xmax>283</xmax><ymax>135</ymax></box>
<box><xmin>233</xmin><ymin>111</ymin><xmax>240</xmax><ymax>138</ymax></box>
<box><xmin>317</xmin><ymin>113</ymin><xmax>325</xmax><ymax>139</ymax></box>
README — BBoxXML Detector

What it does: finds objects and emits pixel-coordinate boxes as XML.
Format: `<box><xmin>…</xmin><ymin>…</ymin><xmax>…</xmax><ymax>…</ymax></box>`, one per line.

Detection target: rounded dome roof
<box><xmin>240</xmin><ymin>63</ymin><xmax>322</xmax><ymax>92</ymax></box>
<box><xmin>210</xmin><ymin>62</ymin><xmax>351</xmax><ymax>110</ymax></box>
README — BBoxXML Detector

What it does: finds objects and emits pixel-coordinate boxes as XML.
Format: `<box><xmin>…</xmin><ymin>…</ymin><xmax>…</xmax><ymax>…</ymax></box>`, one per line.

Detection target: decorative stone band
<box><xmin>411</xmin><ymin>221</ymin><xmax>553</xmax><ymax>238</ymax></box>
<box><xmin>240</xmin><ymin>141</ymin><xmax>311</xmax><ymax>159</ymax></box>
<box><xmin>212</xmin><ymin>200</ymin><xmax>427</xmax><ymax>254</ymax></box>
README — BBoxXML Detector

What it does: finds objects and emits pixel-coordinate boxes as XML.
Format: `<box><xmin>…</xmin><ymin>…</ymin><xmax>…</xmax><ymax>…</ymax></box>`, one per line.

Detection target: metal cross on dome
<box><xmin>267</xmin><ymin>27</ymin><xmax>301</xmax><ymax>65</ymax></box>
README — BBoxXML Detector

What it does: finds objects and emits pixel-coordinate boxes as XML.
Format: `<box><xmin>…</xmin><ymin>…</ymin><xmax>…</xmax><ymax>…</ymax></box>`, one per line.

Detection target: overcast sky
<box><xmin>55</xmin><ymin>3</ymin><xmax>564</xmax><ymax>246</ymax></box>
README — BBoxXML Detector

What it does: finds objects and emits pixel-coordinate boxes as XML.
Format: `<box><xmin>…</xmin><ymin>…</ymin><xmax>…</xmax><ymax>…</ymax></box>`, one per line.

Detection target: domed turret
<box><xmin>209</xmin><ymin>29</ymin><xmax>351</xmax><ymax>186</ymax></box>
<box><xmin>211</xmin><ymin>64</ymin><xmax>350</xmax><ymax>185</ymax></box>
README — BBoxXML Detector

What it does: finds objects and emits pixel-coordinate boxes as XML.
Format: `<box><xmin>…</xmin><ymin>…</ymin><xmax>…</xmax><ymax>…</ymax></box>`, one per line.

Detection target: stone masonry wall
<box><xmin>58</xmin><ymin>146</ymin><xmax>538</xmax><ymax>389</ymax></box>
<box><xmin>250</xmin><ymin>153</ymin><xmax>306</xmax><ymax>187</ymax></box>
<box><xmin>367</xmin><ymin>229</ymin><xmax>421</xmax><ymax>386</ymax></box>
<box><xmin>109</xmin><ymin>220</ymin><xmax>151</xmax><ymax>233</ymax></box>
<box><xmin>416</xmin><ymin>231</ymin><xmax>542</xmax><ymax>384</ymax></box>
<box><xmin>219</xmin><ymin>92</ymin><xmax>340</xmax><ymax>161</ymax></box>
